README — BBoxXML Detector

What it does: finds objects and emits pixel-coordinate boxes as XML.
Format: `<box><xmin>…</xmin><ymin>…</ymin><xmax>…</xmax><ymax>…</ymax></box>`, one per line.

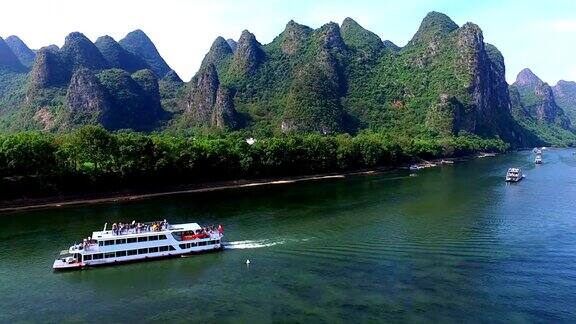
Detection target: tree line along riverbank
<box><xmin>0</xmin><ymin>126</ymin><xmax>508</xmax><ymax>203</ymax></box>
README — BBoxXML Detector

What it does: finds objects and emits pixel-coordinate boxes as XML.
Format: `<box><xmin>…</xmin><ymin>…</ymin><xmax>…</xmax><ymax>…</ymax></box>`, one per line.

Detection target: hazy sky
<box><xmin>1</xmin><ymin>0</ymin><xmax>574</xmax><ymax>84</ymax></box>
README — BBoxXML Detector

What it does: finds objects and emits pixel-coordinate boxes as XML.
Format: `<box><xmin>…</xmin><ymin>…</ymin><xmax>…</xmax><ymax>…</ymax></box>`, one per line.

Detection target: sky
<box><xmin>1</xmin><ymin>0</ymin><xmax>575</xmax><ymax>84</ymax></box>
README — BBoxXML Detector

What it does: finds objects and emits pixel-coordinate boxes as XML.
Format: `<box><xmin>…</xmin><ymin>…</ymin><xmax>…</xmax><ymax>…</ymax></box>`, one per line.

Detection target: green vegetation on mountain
<box><xmin>159</xmin><ymin>70</ymin><xmax>185</xmax><ymax>112</ymax></box>
<box><xmin>0</xmin><ymin>37</ymin><xmax>27</xmax><ymax>73</ymax></box>
<box><xmin>119</xmin><ymin>30</ymin><xmax>172</xmax><ymax>77</ymax></box>
<box><xmin>553</xmin><ymin>80</ymin><xmax>576</xmax><ymax>124</ymax></box>
<box><xmin>95</xmin><ymin>35</ymin><xmax>150</xmax><ymax>73</ymax></box>
<box><xmin>4</xmin><ymin>36</ymin><xmax>36</xmax><ymax>68</ymax></box>
<box><xmin>0</xmin><ymin>12</ymin><xmax>575</xmax><ymax>150</ymax></box>
<box><xmin>95</xmin><ymin>68</ymin><xmax>165</xmax><ymax>131</ymax></box>
<box><xmin>510</xmin><ymin>69</ymin><xmax>576</xmax><ymax>146</ymax></box>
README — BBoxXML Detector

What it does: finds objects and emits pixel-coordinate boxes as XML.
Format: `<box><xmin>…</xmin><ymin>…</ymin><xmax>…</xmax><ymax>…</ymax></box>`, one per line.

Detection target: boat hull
<box><xmin>53</xmin><ymin>246</ymin><xmax>223</xmax><ymax>271</ymax></box>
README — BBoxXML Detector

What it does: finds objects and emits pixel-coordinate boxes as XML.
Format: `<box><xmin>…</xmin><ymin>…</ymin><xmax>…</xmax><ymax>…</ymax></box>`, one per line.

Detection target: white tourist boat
<box><xmin>535</xmin><ymin>154</ymin><xmax>543</xmax><ymax>164</ymax></box>
<box><xmin>505</xmin><ymin>168</ymin><xmax>524</xmax><ymax>182</ymax></box>
<box><xmin>53</xmin><ymin>220</ymin><xmax>224</xmax><ymax>270</ymax></box>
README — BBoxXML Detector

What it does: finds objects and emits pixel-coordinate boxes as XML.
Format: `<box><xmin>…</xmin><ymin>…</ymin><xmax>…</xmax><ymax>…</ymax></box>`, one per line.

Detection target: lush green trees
<box><xmin>0</xmin><ymin>126</ymin><xmax>508</xmax><ymax>199</ymax></box>
<box><xmin>0</xmin><ymin>131</ymin><xmax>57</xmax><ymax>176</ymax></box>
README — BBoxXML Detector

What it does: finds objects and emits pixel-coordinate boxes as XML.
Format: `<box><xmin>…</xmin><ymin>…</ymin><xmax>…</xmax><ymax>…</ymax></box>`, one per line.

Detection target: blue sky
<box><xmin>1</xmin><ymin>0</ymin><xmax>575</xmax><ymax>83</ymax></box>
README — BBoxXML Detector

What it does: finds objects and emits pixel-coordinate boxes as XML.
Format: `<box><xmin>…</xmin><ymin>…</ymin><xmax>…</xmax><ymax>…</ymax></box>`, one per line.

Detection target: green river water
<box><xmin>1</xmin><ymin>149</ymin><xmax>576</xmax><ymax>322</ymax></box>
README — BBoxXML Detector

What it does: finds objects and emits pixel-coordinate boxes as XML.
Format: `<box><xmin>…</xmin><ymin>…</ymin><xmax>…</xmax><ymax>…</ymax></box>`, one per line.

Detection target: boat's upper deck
<box><xmin>92</xmin><ymin>222</ymin><xmax>202</xmax><ymax>240</ymax></box>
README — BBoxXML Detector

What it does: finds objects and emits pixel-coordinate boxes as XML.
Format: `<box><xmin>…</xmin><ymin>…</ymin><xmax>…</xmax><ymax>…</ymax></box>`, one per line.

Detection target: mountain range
<box><xmin>1</xmin><ymin>11</ymin><xmax>575</xmax><ymax>146</ymax></box>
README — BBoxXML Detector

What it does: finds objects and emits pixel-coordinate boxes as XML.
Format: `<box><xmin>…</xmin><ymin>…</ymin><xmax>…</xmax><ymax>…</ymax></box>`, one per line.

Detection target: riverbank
<box><xmin>0</xmin><ymin>171</ymin><xmax>375</xmax><ymax>213</ymax></box>
<box><xmin>0</xmin><ymin>154</ymin><xmax>483</xmax><ymax>213</ymax></box>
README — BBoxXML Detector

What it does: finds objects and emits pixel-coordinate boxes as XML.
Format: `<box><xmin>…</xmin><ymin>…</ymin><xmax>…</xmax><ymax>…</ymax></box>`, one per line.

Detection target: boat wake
<box><xmin>223</xmin><ymin>239</ymin><xmax>286</xmax><ymax>250</ymax></box>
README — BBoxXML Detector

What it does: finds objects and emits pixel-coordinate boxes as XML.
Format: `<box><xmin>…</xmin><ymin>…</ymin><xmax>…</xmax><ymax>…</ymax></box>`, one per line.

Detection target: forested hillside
<box><xmin>0</xmin><ymin>12</ymin><xmax>575</xmax><ymax>147</ymax></box>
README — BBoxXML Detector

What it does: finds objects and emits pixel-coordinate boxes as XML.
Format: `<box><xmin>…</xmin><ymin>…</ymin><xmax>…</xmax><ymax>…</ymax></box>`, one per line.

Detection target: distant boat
<box><xmin>478</xmin><ymin>152</ymin><xmax>497</xmax><ymax>158</ymax></box>
<box><xmin>409</xmin><ymin>161</ymin><xmax>437</xmax><ymax>171</ymax></box>
<box><xmin>505</xmin><ymin>168</ymin><xmax>524</xmax><ymax>182</ymax></box>
<box><xmin>535</xmin><ymin>155</ymin><xmax>542</xmax><ymax>164</ymax></box>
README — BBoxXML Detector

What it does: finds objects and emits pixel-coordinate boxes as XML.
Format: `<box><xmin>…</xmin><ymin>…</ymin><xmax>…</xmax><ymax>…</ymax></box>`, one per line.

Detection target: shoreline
<box><xmin>0</xmin><ymin>154</ymin><xmax>483</xmax><ymax>214</ymax></box>
<box><xmin>0</xmin><ymin>170</ymin><xmax>384</xmax><ymax>214</ymax></box>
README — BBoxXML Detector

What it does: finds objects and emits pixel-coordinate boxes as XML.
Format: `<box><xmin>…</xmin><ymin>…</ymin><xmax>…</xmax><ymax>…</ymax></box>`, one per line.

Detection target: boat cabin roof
<box><xmin>92</xmin><ymin>222</ymin><xmax>202</xmax><ymax>240</ymax></box>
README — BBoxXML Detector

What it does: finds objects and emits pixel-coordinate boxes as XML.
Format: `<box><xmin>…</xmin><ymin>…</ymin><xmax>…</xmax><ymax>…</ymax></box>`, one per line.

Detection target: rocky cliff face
<box><xmin>29</xmin><ymin>32</ymin><xmax>109</xmax><ymax>90</ymax></box>
<box><xmin>229</xmin><ymin>30</ymin><xmax>266</xmax><ymax>77</ymax></box>
<box><xmin>20</xmin><ymin>31</ymin><xmax>169</xmax><ymax>131</ymax></box>
<box><xmin>200</xmin><ymin>37</ymin><xmax>234</xmax><ymax>74</ymax></box>
<box><xmin>552</xmin><ymin>80</ymin><xmax>576</xmax><ymax>123</ymax></box>
<box><xmin>382</xmin><ymin>40</ymin><xmax>400</xmax><ymax>52</ymax></box>
<box><xmin>278</xmin><ymin>20</ymin><xmax>313</xmax><ymax>55</ymax></box>
<box><xmin>95</xmin><ymin>68</ymin><xmax>164</xmax><ymax>131</ymax></box>
<box><xmin>512</xmin><ymin>68</ymin><xmax>571</xmax><ymax>129</ymax></box>
<box><xmin>281</xmin><ymin>22</ymin><xmax>347</xmax><ymax>133</ymax></box>
<box><xmin>95</xmin><ymin>35</ymin><xmax>149</xmax><ymax>73</ymax></box>
<box><xmin>226</xmin><ymin>39</ymin><xmax>238</xmax><ymax>52</ymax></box>
<box><xmin>66</xmin><ymin>68</ymin><xmax>111</xmax><ymax>126</ymax></box>
<box><xmin>61</xmin><ymin>32</ymin><xmax>109</xmax><ymax>71</ymax></box>
<box><xmin>119</xmin><ymin>30</ymin><xmax>171</xmax><ymax>77</ymax></box>
<box><xmin>212</xmin><ymin>87</ymin><xmax>237</xmax><ymax>128</ymax></box>
<box><xmin>0</xmin><ymin>37</ymin><xmax>27</xmax><ymax>73</ymax></box>
<box><xmin>28</xmin><ymin>46</ymin><xmax>69</xmax><ymax>88</ymax></box>
<box><xmin>4</xmin><ymin>36</ymin><xmax>36</xmax><ymax>68</ymax></box>
<box><xmin>454</xmin><ymin>23</ymin><xmax>516</xmax><ymax>138</ymax></box>
<box><xmin>183</xmin><ymin>64</ymin><xmax>236</xmax><ymax>128</ymax></box>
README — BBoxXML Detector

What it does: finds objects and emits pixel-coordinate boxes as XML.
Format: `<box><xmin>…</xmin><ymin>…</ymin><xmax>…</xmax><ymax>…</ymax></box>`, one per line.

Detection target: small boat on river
<box><xmin>53</xmin><ymin>220</ymin><xmax>224</xmax><ymax>270</ymax></box>
<box><xmin>505</xmin><ymin>168</ymin><xmax>524</xmax><ymax>182</ymax></box>
<box><xmin>535</xmin><ymin>155</ymin><xmax>542</xmax><ymax>164</ymax></box>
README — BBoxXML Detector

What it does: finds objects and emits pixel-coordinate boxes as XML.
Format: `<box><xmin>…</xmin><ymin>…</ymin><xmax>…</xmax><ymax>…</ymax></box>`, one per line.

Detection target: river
<box><xmin>1</xmin><ymin>149</ymin><xmax>576</xmax><ymax>322</ymax></box>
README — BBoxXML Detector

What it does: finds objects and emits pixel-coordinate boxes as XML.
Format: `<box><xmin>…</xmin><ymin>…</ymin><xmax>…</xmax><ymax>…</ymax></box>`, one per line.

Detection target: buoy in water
<box><xmin>246</xmin><ymin>259</ymin><xmax>251</xmax><ymax>265</ymax></box>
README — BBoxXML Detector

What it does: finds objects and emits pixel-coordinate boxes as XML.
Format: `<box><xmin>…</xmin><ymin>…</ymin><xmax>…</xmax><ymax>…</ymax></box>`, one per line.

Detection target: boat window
<box><xmin>215</xmin><ymin>240</ymin><xmax>220</xmax><ymax>244</ymax></box>
<box><xmin>105</xmin><ymin>252</ymin><xmax>115</xmax><ymax>258</ymax></box>
<box><xmin>115</xmin><ymin>239</ymin><xmax>126</xmax><ymax>245</ymax></box>
<box><xmin>190</xmin><ymin>242</ymin><xmax>198</xmax><ymax>247</ymax></box>
<box><xmin>93</xmin><ymin>253</ymin><xmax>103</xmax><ymax>260</ymax></box>
<box><xmin>179</xmin><ymin>244</ymin><xmax>187</xmax><ymax>249</ymax></box>
<box><xmin>137</xmin><ymin>237</ymin><xmax>148</xmax><ymax>242</ymax></box>
<box><xmin>149</xmin><ymin>235</ymin><xmax>158</xmax><ymax>241</ymax></box>
<box><xmin>169</xmin><ymin>245</ymin><xmax>176</xmax><ymax>251</ymax></box>
<box><xmin>116</xmin><ymin>251</ymin><xmax>127</xmax><ymax>257</ymax></box>
<box><xmin>84</xmin><ymin>254</ymin><xmax>93</xmax><ymax>261</ymax></box>
<box><xmin>98</xmin><ymin>241</ymin><xmax>104</xmax><ymax>246</ymax></box>
<box><xmin>199</xmin><ymin>241</ymin><xmax>207</xmax><ymax>246</ymax></box>
<box><xmin>127</xmin><ymin>238</ymin><xmax>137</xmax><ymax>243</ymax></box>
<box><xmin>186</xmin><ymin>243</ymin><xmax>191</xmax><ymax>249</ymax></box>
<box><xmin>159</xmin><ymin>246</ymin><xmax>168</xmax><ymax>252</ymax></box>
<box><xmin>127</xmin><ymin>250</ymin><xmax>137</xmax><ymax>256</ymax></box>
<box><xmin>138</xmin><ymin>248</ymin><xmax>148</xmax><ymax>255</ymax></box>
<box><xmin>149</xmin><ymin>247</ymin><xmax>159</xmax><ymax>253</ymax></box>
<box><xmin>104</xmin><ymin>240</ymin><xmax>114</xmax><ymax>246</ymax></box>
<box><xmin>158</xmin><ymin>235</ymin><xmax>167</xmax><ymax>240</ymax></box>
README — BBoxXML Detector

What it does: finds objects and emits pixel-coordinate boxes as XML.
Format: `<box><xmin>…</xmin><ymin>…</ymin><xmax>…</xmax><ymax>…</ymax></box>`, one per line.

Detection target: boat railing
<box><xmin>109</xmin><ymin>221</ymin><xmax>170</xmax><ymax>236</ymax></box>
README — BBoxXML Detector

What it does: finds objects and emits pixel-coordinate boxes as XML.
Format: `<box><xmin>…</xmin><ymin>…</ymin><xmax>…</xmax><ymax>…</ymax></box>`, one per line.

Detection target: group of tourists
<box><xmin>111</xmin><ymin>220</ymin><xmax>169</xmax><ymax>235</ymax></box>
<box><xmin>200</xmin><ymin>224</ymin><xmax>224</xmax><ymax>235</ymax></box>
